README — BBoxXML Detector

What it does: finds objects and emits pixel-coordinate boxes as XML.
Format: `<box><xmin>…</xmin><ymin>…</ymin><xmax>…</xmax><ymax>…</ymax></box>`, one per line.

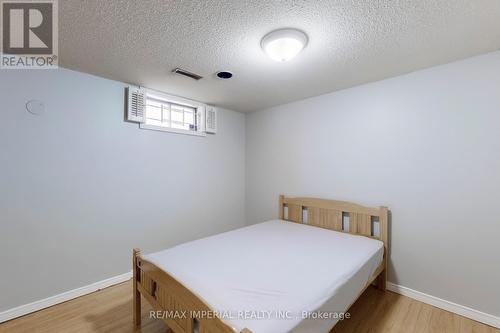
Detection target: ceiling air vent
<box><xmin>172</xmin><ymin>68</ymin><xmax>203</xmax><ymax>80</ymax></box>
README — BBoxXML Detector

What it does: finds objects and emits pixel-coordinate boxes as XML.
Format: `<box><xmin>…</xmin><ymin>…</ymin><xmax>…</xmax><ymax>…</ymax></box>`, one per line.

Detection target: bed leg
<box><xmin>133</xmin><ymin>248</ymin><xmax>142</xmax><ymax>327</ymax></box>
<box><xmin>376</xmin><ymin>269</ymin><xmax>387</xmax><ymax>291</ymax></box>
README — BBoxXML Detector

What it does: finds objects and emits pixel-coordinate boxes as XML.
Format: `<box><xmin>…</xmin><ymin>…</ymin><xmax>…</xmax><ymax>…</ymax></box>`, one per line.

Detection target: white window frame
<box><xmin>139</xmin><ymin>89</ymin><xmax>206</xmax><ymax>137</ymax></box>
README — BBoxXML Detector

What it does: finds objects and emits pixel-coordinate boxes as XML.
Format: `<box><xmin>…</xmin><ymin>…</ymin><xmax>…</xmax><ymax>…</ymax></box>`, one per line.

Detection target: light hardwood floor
<box><xmin>0</xmin><ymin>281</ymin><xmax>497</xmax><ymax>333</ymax></box>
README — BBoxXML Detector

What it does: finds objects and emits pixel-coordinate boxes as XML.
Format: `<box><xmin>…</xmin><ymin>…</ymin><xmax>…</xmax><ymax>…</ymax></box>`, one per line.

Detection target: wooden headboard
<box><xmin>279</xmin><ymin>195</ymin><xmax>389</xmax><ymax>276</ymax></box>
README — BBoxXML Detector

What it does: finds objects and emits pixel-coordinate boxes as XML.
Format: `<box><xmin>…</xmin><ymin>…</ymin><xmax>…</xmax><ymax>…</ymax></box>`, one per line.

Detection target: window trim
<box><xmin>139</xmin><ymin>88</ymin><xmax>207</xmax><ymax>137</ymax></box>
<box><xmin>140</xmin><ymin>123</ymin><xmax>206</xmax><ymax>137</ymax></box>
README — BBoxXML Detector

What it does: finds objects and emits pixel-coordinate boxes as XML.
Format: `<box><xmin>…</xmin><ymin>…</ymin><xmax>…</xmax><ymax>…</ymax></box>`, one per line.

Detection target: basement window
<box><xmin>140</xmin><ymin>91</ymin><xmax>206</xmax><ymax>136</ymax></box>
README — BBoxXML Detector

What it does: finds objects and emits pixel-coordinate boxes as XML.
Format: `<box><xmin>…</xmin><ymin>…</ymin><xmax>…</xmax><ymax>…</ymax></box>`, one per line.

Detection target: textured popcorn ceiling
<box><xmin>59</xmin><ymin>1</ymin><xmax>500</xmax><ymax>112</ymax></box>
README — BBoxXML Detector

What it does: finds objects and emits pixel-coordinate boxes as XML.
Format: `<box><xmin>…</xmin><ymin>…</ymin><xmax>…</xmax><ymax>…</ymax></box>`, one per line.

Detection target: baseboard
<box><xmin>387</xmin><ymin>282</ymin><xmax>500</xmax><ymax>329</ymax></box>
<box><xmin>0</xmin><ymin>271</ymin><xmax>132</xmax><ymax>324</ymax></box>
<box><xmin>1</xmin><ymin>274</ymin><xmax>498</xmax><ymax>329</ymax></box>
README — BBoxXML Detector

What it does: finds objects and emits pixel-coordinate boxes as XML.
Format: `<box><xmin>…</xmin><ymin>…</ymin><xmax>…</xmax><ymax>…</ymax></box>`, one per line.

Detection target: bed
<box><xmin>133</xmin><ymin>195</ymin><xmax>389</xmax><ymax>333</ymax></box>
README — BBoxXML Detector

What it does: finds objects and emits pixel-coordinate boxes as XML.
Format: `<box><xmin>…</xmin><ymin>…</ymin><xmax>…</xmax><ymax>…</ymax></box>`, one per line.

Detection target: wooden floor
<box><xmin>0</xmin><ymin>281</ymin><xmax>497</xmax><ymax>333</ymax></box>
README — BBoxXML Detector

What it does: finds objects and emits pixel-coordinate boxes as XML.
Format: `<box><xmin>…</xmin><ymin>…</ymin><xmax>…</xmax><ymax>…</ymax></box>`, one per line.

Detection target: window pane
<box><xmin>146</xmin><ymin>104</ymin><xmax>161</xmax><ymax>121</ymax></box>
<box><xmin>145</xmin><ymin>96</ymin><xmax>197</xmax><ymax>132</ymax></box>
<box><xmin>171</xmin><ymin>110</ymin><xmax>183</xmax><ymax>122</ymax></box>
<box><xmin>162</xmin><ymin>104</ymin><xmax>170</xmax><ymax>122</ymax></box>
<box><xmin>148</xmin><ymin>100</ymin><xmax>162</xmax><ymax>109</ymax></box>
<box><xmin>171</xmin><ymin>104</ymin><xmax>184</xmax><ymax>112</ymax></box>
<box><xmin>184</xmin><ymin>112</ymin><xmax>194</xmax><ymax>125</ymax></box>
<box><xmin>171</xmin><ymin>122</ymin><xmax>185</xmax><ymax>130</ymax></box>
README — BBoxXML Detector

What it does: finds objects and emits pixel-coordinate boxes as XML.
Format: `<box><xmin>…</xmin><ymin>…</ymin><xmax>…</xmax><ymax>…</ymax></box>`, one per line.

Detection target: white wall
<box><xmin>246</xmin><ymin>51</ymin><xmax>500</xmax><ymax>317</ymax></box>
<box><xmin>0</xmin><ymin>69</ymin><xmax>246</xmax><ymax>312</ymax></box>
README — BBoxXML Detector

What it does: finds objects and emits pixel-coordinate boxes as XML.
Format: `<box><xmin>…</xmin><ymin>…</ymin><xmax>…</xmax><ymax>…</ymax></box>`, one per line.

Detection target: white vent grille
<box><xmin>205</xmin><ymin>106</ymin><xmax>217</xmax><ymax>134</ymax></box>
<box><xmin>127</xmin><ymin>87</ymin><xmax>145</xmax><ymax>123</ymax></box>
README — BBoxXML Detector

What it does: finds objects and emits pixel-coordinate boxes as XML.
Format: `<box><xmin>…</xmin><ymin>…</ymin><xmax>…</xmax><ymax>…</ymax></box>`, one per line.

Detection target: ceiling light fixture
<box><xmin>261</xmin><ymin>28</ymin><xmax>308</xmax><ymax>62</ymax></box>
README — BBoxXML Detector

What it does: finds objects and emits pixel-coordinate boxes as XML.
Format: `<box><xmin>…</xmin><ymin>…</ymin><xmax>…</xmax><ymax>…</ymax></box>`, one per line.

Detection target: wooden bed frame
<box><xmin>133</xmin><ymin>195</ymin><xmax>389</xmax><ymax>333</ymax></box>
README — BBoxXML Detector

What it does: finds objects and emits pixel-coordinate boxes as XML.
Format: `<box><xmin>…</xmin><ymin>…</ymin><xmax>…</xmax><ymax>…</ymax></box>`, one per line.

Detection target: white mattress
<box><xmin>145</xmin><ymin>220</ymin><xmax>384</xmax><ymax>333</ymax></box>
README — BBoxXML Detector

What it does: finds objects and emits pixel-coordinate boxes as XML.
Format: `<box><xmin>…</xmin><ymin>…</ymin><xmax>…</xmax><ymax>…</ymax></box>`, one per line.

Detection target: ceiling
<box><xmin>59</xmin><ymin>1</ymin><xmax>500</xmax><ymax>113</ymax></box>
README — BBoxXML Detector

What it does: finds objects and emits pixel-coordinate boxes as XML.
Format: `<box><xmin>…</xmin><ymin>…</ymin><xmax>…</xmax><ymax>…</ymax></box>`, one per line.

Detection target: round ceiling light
<box><xmin>261</xmin><ymin>28</ymin><xmax>308</xmax><ymax>62</ymax></box>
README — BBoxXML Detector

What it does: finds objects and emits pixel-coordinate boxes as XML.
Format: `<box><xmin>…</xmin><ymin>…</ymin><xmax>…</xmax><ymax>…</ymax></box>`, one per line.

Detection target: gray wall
<box><xmin>246</xmin><ymin>51</ymin><xmax>500</xmax><ymax>317</ymax></box>
<box><xmin>0</xmin><ymin>69</ymin><xmax>246</xmax><ymax>312</ymax></box>
<box><xmin>2</xmin><ymin>52</ymin><xmax>499</xmax><ymax>318</ymax></box>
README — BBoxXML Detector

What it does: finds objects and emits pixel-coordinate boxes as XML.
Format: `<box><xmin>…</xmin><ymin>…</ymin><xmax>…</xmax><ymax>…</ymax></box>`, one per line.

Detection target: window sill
<box><xmin>139</xmin><ymin>123</ymin><xmax>207</xmax><ymax>137</ymax></box>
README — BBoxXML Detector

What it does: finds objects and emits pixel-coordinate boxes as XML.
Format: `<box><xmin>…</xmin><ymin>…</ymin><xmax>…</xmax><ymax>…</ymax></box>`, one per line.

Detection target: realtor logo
<box><xmin>1</xmin><ymin>0</ymin><xmax>58</xmax><ymax>69</ymax></box>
